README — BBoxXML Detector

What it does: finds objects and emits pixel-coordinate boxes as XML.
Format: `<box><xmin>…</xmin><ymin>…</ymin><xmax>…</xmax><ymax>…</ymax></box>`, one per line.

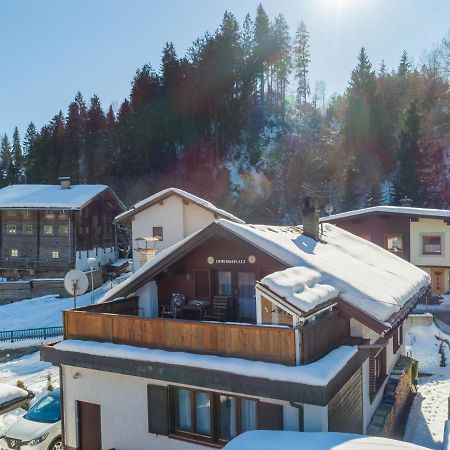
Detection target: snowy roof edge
<box><xmin>321</xmin><ymin>205</ymin><xmax>450</xmax><ymax>222</ymax></box>
<box><xmin>114</xmin><ymin>187</ymin><xmax>244</xmax><ymax>224</ymax></box>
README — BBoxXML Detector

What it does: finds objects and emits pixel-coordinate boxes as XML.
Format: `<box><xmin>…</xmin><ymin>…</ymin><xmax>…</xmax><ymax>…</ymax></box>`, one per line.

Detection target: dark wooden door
<box><xmin>78</xmin><ymin>401</ymin><xmax>102</xmax><ymax>450</ymax></box>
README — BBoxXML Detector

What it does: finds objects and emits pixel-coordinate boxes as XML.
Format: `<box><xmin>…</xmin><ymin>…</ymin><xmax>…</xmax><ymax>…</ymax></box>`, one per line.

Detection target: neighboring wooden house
<box><xmin>41</xmin><ymin>203</ymin><xmax>429</xmax><ymax>450</ymax></box>
<box><xmin>114</xmin><ymin>187</ymin><xmax>243</xmax><ymax>270</ymax></box>
<box><xmin>321</xmin><ymin>205</ymin><xmax>450</xmax><ymax>296</ymax></box>
<box><xmin>0</xmin><ymin>178</ymin><xmax>125</xmax><ymax>280</ymax></box>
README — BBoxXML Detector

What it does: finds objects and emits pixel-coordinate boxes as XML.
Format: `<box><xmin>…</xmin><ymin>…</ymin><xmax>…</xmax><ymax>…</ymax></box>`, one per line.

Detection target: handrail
<box><xmin>0</xmin><ymin>326</ymin><xmax>63</xmax><ymax>343</ymax></box>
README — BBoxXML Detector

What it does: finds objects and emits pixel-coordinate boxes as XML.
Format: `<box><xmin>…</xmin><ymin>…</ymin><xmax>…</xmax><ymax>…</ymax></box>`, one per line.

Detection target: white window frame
<box><xmin>7</xmin><ymin>224</ymin><xmax>17</xmax><ymax>235</ymax></box>
<box><xmin>43</xmin><ymin>225</ymin><xmax>54</xmax><ymax>236</ymax></box>
<box><xmin>420</xmin><ymin>233</ymin><xmax>445</xmax><ymax>257</ymax></box>
<box><xmin>51</xmin><ymin>250</ymin><xmax>59</xmax><ymax>259</ymax></box>
<box><xmin>10</xmin><ymin>249</ymin><xmax>18</xmax><ymax>257</ymax></box>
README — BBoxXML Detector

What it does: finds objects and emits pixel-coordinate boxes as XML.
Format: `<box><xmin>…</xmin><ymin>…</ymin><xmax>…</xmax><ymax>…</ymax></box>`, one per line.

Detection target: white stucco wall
<box><xmin>131</xmin><ymin>195</ymin><xmax>220</xmax><ymax>270</ymax></box>
<box><xmin>303</xmin><ymin>404</ymin><xmax>328</xmax><ymax>432</ymax></box>
<box><xmin>410</xmin><ymin>218</ymin><xmax>450</xmax><ymax>268</ymax></box>
<box><xmin>183</xmin><ymin>201</ymin><xmax>216</xmax><ymax>237</ymax></box>
<box><xmin>61</xmin><ymin>366</ymin><xmax>303</xmax><ymax>450</ymax></box>
<box><xmin>76</xmin><ymin>247</ymin><xmax>117</xmax><ymax>271</ymax></box>
<box><xmin>136</xmin><ymin>281</ymin><xmax>158</xmax><ymax>317</ymax></box>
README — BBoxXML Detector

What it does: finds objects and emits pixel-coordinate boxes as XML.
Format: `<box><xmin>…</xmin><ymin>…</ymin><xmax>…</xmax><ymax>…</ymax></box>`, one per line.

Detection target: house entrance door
<box><xmin>431</xmin><ymin>269</ymin><xmax>445</xmax><ymax>296</ymax></box>
<box><xmin>78</xmin><ymin>401</ymin><xmax>102</xmax><ymax>450</ymax></box>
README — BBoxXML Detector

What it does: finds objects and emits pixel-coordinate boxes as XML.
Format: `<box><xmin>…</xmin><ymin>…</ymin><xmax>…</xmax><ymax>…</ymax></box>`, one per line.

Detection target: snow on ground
<box><xmin>0</xmin><ymin>352</ymin><xmax>59</xmax><ymax>434</ymax></box>
<box><xmin>404</xmin><ymin>322</ymin><xmax>450</xmax><ymax>449</ymax></box>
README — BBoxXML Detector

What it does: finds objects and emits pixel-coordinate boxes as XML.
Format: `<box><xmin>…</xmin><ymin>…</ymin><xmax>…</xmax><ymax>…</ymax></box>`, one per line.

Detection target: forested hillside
<box><xmin>2</xmin><ymin>4</ymin><xmax>450</xmax><ymax>223</ymax></box>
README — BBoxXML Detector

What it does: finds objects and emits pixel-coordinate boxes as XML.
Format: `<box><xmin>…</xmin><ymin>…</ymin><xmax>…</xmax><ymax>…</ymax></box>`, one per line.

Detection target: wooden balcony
<box><xmin>63</xmin><ymin>298</ymin><xmax>296</xmax><ymax>366</ymax></box>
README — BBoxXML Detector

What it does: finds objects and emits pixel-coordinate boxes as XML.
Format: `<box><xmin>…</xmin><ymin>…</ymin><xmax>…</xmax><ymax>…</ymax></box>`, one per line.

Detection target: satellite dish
<box><xmin>64</xmin><ymin>269</ymin><xmax>89</xmax><ymax>297</ymax></box>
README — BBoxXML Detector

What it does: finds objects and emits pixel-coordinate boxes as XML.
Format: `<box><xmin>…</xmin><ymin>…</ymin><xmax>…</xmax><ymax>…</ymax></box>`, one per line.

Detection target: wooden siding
<box><xmin>299</xmin><ymin>311</ymin><xmax>350</xmax><ymax>364</ymax></box>
<box><xmin>63</xmin><ymin>310</ymin><xmax>296</xmax><ymax>365</ymax></box>
<box><xmin>328</xmin><ymin>368</ymin><xmax>363</xmax><ymax>434</ymax></box>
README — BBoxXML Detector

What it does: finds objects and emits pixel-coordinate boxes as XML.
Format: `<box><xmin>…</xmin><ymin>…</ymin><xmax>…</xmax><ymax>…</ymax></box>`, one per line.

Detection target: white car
<box><xmin>0</xmin><ymin>389</ymin><xmax>61</xmax><ymax>450</ymax></box>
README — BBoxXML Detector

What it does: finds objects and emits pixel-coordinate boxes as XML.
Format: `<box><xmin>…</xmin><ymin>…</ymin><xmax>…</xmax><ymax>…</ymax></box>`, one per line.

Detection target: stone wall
<box><xmin>0</xmin><ymin>269</ymin><xmax>103</xmax><ymax>305</ymax></box>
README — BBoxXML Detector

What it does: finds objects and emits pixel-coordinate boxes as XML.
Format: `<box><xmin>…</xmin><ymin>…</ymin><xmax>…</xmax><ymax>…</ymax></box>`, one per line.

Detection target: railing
<box><xmin>63</xmin><ymin>307</ymin><xmax>296</xmax><ymax>366</ymax></box>
<box><xmin>0</xmin><ymin>326</ymin><xmax>63</xmax><ymax>343</ymax></box>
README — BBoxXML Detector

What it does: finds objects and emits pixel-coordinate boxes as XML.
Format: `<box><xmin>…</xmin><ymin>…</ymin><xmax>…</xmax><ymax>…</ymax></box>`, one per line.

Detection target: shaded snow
<box><xmin>224</xmin><ymin>431</ymin><xmax>429</xmax><ymax>450</ymax></box>
<box><xmin>0</xmin><ymin>184</ymin><xmax>109</xmax><ymax>209</ymax></box>
<box><xmin>54</xmin><ymin>340</ymin><xmax>357</xmax><ymax>386</ymax></box>
<box><xmin>0</xmin><ymin>383</ymin><xmax>28</xmax><ymax>405</ymax></box>
<box><xmin>404</xmin><ymin>322</ymin><xmax>450</xmax><ymax>449</ymax></box>
<box><xmin>0</xmin><ymin>352</ymin><xmax>59</xmax><ymax>435</ymax></box>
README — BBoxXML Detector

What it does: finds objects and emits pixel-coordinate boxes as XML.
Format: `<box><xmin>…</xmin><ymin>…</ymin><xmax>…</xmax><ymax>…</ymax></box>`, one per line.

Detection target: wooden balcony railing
<box><xmin>63</xmin><ymin>306</ymin><xmax>296</xmax><ymax>366</ymax></box>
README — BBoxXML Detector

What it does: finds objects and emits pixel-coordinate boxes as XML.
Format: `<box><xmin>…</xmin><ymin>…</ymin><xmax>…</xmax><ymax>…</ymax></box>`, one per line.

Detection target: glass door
<box><xmin>217</xmin><ymin>271</ymin><xmax>232</xmax><ymax>296</ymax></box>
<box><xmin>237</xmin><ymin>272</ymin><xmax>256</xmax><ymax>322</ymax></box>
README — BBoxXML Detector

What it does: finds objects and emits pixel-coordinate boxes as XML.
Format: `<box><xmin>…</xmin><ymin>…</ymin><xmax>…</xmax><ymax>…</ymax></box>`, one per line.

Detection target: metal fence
<box><xmin>0</xmin><ymin>326</ymin><xmax>63</xmax><ymax>343</ymax></box>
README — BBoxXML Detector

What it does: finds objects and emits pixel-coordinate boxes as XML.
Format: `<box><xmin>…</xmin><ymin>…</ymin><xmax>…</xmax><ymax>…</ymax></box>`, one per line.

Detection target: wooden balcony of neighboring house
<box><xmin>0</xmin><ymin>256</ymin><xmax>72</xmax><ymax>270</ymax></box>
<box><xmin>62</xmin><ymin>297</ymin><xmax>298</xmax><ymax>366</ymax></box>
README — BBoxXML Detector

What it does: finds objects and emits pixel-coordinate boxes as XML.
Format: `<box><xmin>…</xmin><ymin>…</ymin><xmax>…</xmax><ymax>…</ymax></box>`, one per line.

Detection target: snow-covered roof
<box><xmin>219</xmin><ymin>221</ymin><xmax>429</xmax><ymax>325</ymax></box>
<box><xmin>321</xmin><ymin>205</ymin><xmax>450</xmax><ymax>222</ymax></box>
<box><xmin>100</xmin><ymin>220</ymin><xmax>429</xmax><ymax>327</ymax></box>
<box><xmin>54</xmin><ymin>340</ymin><xmax>357</xmax><ymax>386</ymax></box>
<box><xmin>114</xmin><ymin>187</ymin><xmax>244</xmax><ymax>223</ymax></box>
<box><xmin>0</xmin><ymin>184</ymin><xmax>112</xmax><ymax>210</ymax></box>
<box><xmin>223</xmin><ymin>431</ymin><xmax>429</xmax><ymax>450</ymax></box>
<box><xmin>0</xmin><ymin>383</ymin><xmax>28</xmax><ymax>407</ymax></box>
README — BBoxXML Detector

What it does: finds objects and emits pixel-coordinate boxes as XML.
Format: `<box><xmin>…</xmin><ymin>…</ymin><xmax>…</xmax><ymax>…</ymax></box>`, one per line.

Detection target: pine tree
<box><xmin>294</xmin><ymin>21</ymin><xmax>311</xmax><ymax>107</ymax></box>
<box><xmin>398</xmin><ymin>50</ymin><xmax>411</xmax><ymax>77</ymax></box>
<box><xmin>12</xmin><ymin>127</ymin><xmax>23</xmax><ymax>179</ymax></box>
<box><xmin>0</xmin><ymin>133</ymin><xmax>12</xmax><ymax>172</ymax></box>
<box><xmin>396</xmin><ymin>100</ymin><xmax>421</xmax><ymax>202</ymax></box>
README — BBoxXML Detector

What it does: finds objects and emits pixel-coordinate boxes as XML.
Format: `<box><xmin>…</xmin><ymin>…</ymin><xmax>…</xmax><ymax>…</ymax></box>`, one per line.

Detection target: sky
<box><xmin>0</xmin><ymin>0</ymin><xmax>449</xmax><ymax>138</ymax></box>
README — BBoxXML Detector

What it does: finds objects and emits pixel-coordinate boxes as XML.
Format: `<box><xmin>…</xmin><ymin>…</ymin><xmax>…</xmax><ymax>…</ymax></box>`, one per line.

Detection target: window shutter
<box><xmin>369</xmin><ymin>354</ymin><xmax>376</xmax><ymax>399</ymax></box>
<box><xmin>257</xmin><ymin>402</ymin><xmax>283</xmax><ymax>430</ymax></box>
<box><xmin>147</xmin><ymin>385</ymin><xmax>169</xmax><ymax>436</ymax></box>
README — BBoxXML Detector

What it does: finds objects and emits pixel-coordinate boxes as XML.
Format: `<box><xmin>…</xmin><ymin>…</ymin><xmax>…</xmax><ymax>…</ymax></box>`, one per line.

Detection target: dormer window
<box><xmin>385</xmin><ymin>233</ymin><xmax>403</xmax><ymax>255</ymax></box>
<box><xmin>153</xmin><ymin>227</ymin><xmax>163</xmax><ymax>241</ymax></box>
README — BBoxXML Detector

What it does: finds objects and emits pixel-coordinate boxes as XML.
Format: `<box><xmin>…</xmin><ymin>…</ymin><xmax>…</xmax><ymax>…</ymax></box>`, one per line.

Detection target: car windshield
<box><xmin>24</xmin><ymin>390</ymin><xmax>60</xmax><ymax>423</ymax></box>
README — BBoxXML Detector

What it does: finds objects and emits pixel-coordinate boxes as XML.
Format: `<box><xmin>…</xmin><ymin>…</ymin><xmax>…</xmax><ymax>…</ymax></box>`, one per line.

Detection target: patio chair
<box><xmin>203</xmin><ymin>296</ymin><xmax>229</xmax><ymax>322</ymax></box>
<box><xmin>161</xmin><ymin>293</ymin><xmax>185</xmax><ymax>319</ymax></box>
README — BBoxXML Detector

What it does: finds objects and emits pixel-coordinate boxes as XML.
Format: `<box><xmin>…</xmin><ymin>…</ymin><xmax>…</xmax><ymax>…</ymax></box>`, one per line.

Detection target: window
<box><xmin>370</xmin><ymin>346</ymin><xmax>387</xmax><ymax>401</ymax></box>
<box><xmin>422</xmin><ymin>235</ymin><xmax>442</xmax><ymax>255</ymax></box>
<box><xmin>58</xmin><ymin>210</ymin><xmax>67</xmax><ymax>218</ymax></box>
<box><xmin>6</xmin><ymin>210</ymin><xmax>16</xmax><ymax>217</ymax></box>
<box><xmin>393</xmin><ymin>328</ymin><xmax>400</xmax><ymax>354</ymax></box>
<box><xmin>59</xmin><ymin>225</ymin><xmax>69</xmax><ymax>235</ymax></box>
<box><xmin>172</xmin><ymin>387</ymin><xmax>258</xmax><ymax>442</ymax></box>
<box><xmin>23</xmin><ymin>223</ymin><xmax>33</xmax><ymax>234</ymax></box>
<box><xmin>385</xmin><ymin>233</ymin><xmax>403</xmax><ymax>255</ymax></box>
<box><xmin>153</xmin><ymin>226</ymin><xmax>163</xmax><ymax>241</ymax></box>
<box><xmin>23</xmin><ymin>210</ymin><xmax>31</xmax><ymax>218</ymax></box>
<box><xmin>51</xmin><ymin>251</ymin><xmax>59</xmax><ymax>259</ymax></box>
<box><xmin>261</xmin><ymin>297</ymin><xmax>293</xmax><ymax>326</ymax></box>
<box><xmin>45</xmin><ymin>210</ymin><xmax>55</xmax><ymax>218</ymax></box>
<box><xmin>43</xmin><ymin>225</ymin><xmax>53</xmax><ymax>235</ymax></box>
<box><xmin>10</xmin><ymin>249</ymin><xmax>18</xmax><ymax>257</ymax></box>
<box><xmin>7</xmin><ymin>224</ymin><xmax>17</xmax><ymax>235</ymax></box>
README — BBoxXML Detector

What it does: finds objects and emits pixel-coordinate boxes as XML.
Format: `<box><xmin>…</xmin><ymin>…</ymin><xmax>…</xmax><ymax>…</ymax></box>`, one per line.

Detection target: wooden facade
<box><xmin>0</xmin><ymin>188</ymin><xmax>123</xmax><ymax>279</ymax></box>
<box><xmin>64</xmin><ymin>307</ymin><xmax>297</xmax><ymax>365</ymax></box>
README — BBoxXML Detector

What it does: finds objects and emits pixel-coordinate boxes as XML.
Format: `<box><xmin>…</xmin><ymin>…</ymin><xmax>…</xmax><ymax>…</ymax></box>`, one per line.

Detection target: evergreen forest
<box><xmin>2</xmin><ymin>4</ymin><xmax>450</xmax><ymax>223</ymax></box>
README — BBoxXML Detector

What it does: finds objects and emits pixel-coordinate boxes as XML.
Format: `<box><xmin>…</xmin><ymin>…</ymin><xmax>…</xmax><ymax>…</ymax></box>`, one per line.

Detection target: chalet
<box><xmin>41</xmin><ymin>201</ymin><xmax>429</xmax><ymax>450</ymax></box>
<box><xmin>114</xmin><ymin>187</ymin><xmax>243</xmax><ymax>270</ymax></box>
<box><xmin>0</xmin><ymin>178</ymin><xmax>125</xmax><ymax>280</ymax></box>
<box><xmin>321</xmin><ymin>205</ymin><xmax>450</xmax><ymax>296</ymax></box>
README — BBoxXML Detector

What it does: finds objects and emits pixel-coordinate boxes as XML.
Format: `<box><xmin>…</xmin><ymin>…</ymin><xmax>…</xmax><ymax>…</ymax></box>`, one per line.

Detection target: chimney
<box><xmin>302</xmin><ymin>196</ymin><xmax>321</xmax><ymax>241</ymax></box>
<box><xmin>59</xmin><ymin>176</ymin><xmax>71</xmax><ymax>190</ymax></box>
<box><xmin>399</xmin><ymin>196</ymin><xmax>413</xmax><ymax>207</ymax></box>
